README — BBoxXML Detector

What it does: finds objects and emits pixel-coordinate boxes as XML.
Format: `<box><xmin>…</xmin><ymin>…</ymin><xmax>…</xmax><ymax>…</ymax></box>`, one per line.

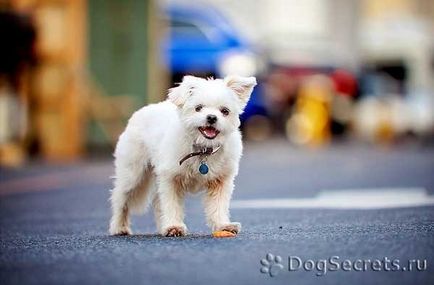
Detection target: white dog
<box><xmin>109</xmin><ymin>75</ymin><xmax>256</xmax><ymax>237</ymax></box>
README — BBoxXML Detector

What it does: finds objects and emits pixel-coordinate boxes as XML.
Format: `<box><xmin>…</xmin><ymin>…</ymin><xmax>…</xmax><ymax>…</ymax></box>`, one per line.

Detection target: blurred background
<box><xmin>0</xmin><ymin>0</ymin><xmax>433</xmax><ymax>165</ymax></box>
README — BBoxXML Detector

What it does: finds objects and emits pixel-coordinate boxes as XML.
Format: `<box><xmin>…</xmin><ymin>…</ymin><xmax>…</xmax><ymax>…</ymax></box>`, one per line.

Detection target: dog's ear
<box><xmin>168</xmin><ymin>75</ymin><xmax>202</xmax><ymax>107</ymax></box>
<box><xmin>224</xmin><ymin>75</ymin><xmax>257</xmax><ymax>109</ymax></box>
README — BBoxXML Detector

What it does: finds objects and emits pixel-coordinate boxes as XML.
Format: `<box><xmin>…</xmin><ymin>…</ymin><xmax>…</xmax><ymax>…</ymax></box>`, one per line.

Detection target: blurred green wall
<box><xmin>88</xmin><ymin>0</ymin><xmax>148</xmax><ymax>101</ymax></box>
<box><xmin>87</xmin><ymin>0</ymin><xmax>149</xmax><ymax>147</ymax></box>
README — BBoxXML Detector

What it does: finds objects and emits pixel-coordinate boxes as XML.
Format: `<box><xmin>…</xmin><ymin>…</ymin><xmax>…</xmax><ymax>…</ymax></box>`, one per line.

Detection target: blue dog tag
<box><xmin>199</xmin><ymin>162</ymin><xmax>209</xmax><ymax>175</ymax></box>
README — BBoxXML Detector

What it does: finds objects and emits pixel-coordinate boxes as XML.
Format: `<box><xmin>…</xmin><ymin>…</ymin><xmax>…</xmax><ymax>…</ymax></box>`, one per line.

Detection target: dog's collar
<box><xmin>179</xmin><ymin>144</ymin><xmax>221</xmax><ymax>166</ymax></box>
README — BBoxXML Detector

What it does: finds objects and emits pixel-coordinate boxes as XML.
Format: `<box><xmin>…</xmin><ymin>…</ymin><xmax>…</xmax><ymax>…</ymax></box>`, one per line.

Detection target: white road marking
<box><xmin>231</xmin><ymin>188</ymin><xmax>434</xmax><ymax>210</ymax></box>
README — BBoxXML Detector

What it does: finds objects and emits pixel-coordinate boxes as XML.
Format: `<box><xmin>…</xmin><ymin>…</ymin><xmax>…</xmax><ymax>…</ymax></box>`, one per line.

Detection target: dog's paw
<box><xmin>109</xmin><ymin>225</ymin><xmax>132</xmax><ymax>236</ymax></box>
<box><xmin>162</xmin><ymin>225</ymin><xmax>187</xmax><ymax>237</ymax></box>
<box><xmin>215</xmin><ymin>222</ymin><xmax>241</xmax><ymax>234</ymax></box>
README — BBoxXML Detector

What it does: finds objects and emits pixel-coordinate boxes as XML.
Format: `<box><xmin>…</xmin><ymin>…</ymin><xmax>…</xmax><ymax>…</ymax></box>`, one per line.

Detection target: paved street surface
<box><xmin>1</xmin><ymin>139</ymin><xmax>433</xmax><ymax>285</ymax></box>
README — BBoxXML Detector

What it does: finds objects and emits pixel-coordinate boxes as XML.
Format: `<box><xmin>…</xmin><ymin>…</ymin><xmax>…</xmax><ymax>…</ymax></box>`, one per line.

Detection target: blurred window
<box><xmin>170</xmin><ymin>19</ymin><xmax>209</xmax><ymax>41</ymax></box>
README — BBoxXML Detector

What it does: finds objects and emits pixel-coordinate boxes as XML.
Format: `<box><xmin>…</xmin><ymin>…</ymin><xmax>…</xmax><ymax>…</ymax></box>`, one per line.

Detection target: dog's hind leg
<box><xmin>109</xmin><ymin>132</ymin><xmax>153</xmax><ymax>235</ymax></box>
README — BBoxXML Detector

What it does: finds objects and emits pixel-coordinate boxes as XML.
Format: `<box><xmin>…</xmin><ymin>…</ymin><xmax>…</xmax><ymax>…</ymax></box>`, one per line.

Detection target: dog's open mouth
<box><xmin>199</xmin><ymin>126</ymin><xmax>220</xmax><ymax>139</ymax></box>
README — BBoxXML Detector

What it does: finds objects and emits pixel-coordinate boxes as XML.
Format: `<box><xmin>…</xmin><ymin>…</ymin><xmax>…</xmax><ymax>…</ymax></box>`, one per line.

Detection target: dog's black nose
<box><xmin>207</xmin><ymin>114</ymin><xmax>217</xmax><ymax>124</ymax></box>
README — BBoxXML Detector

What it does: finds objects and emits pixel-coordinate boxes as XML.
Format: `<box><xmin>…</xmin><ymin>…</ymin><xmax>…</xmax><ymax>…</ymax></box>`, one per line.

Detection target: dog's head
<box><xmin>168</xmin><ymin>75</ymin><xmax>256</xmax><ymax>145</ymax></box>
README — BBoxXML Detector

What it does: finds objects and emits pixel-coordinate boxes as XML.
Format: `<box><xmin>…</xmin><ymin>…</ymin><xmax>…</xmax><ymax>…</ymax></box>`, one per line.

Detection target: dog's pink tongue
<box><xmin>204</xmin><ymin>127</ymin><xmax>217</xmax><ymax>137</ymax></box>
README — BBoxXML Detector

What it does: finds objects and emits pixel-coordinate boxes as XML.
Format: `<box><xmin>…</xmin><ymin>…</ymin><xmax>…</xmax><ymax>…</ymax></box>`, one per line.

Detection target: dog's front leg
<box><xmin>204</xmin><ymin>177</ymin><xmax>241</xmax><ymax>234</ymax></box>
<box><xmin>157</xmin><ymin>179</ymin><xmax>187</xmax><ymax>237</ymax></box>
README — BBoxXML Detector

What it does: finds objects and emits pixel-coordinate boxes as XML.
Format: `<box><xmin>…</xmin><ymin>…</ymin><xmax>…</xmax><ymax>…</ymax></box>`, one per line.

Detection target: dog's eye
<box><xmin>220</xmin><ymin>107</ymin><xmax>230</xmax><ymax>116</ymax></box>
<box><xmin>195</xmin><ymin>105</ymin><xmax>203</xmax><ymax>112</ymax></box>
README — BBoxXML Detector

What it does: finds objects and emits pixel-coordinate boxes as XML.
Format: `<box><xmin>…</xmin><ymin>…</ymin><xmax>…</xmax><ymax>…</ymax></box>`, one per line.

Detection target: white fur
<box><xmin>109</xmin><ymin>75</ymin><xmax>257</xmax><ymax>236</ymax></box>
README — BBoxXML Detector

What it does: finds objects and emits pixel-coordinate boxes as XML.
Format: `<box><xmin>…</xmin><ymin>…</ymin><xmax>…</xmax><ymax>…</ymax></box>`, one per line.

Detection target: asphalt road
<box><xmin>1</xmin><ymin>140</ymin><xmax>433</xmax><ymax>285</ymax></box>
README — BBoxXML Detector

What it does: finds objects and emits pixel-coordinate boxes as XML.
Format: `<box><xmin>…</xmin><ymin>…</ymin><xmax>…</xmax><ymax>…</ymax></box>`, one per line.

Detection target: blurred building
<box><xmin>0</xmin><ymin>0</ymin><xmax>166</xmax><ymax>166</ymax></box>
<box><xmin>356</xmin><ymin>0</ymin><xmax>434</xmax><ymax>141</ymax></box>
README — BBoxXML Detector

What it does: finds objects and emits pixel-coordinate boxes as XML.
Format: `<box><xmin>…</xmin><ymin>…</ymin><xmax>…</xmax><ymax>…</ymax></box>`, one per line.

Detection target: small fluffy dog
<box><xmin>109</xmin><ymin>75</ymin><xmax>256</xmax><ymax>236</ymax></box>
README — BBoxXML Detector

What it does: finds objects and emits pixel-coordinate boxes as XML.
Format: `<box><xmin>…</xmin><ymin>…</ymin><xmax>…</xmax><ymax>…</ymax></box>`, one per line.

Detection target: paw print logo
<box><xmin>260</xmin><ymin>253</ymin><xmax>284</xmax><ymax>277</ymax></box>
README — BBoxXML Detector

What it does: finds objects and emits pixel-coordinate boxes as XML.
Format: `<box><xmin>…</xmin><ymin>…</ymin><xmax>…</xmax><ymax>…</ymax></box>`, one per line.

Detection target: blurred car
<box><xmin>162</xmin><ymin>4</ymin><xmax>267</xmax><ymax>124</ymax></box>
<box><xmin>164</xmin><ymin>4</ymin><xmax>256</xmax><ymax>77</ymax></box>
